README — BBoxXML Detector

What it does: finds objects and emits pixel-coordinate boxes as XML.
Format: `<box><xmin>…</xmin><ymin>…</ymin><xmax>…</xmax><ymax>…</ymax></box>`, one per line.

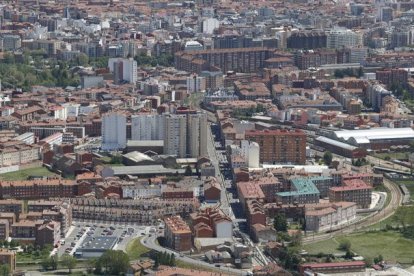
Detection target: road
<box><xmin>141</xmin><ymin>234</ymin><xmax>247</xmax><ymax>275</ymax></box>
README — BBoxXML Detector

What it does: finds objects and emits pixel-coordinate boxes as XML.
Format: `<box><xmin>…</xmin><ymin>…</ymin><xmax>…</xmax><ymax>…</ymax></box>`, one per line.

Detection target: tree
<box><xmin>323</xmin><ymin>151</ymin><xmax>333</xmax><ymax>166</ymax></box>
<box><xmin>96</xmin><ymin>250</ymin><xmax>129</xmax><ymax>275</ymax></box>
<box><xmin>184</xmin><ymin>165</ymin><xmax>192</xmax><ymax>176</ymax></box>
<box><xmin>273</xmin><ymin>213</ymin><xmax>288</xmax><ymax>232</ymax></box>
<box><xmin>338</xmin><ymin>240</ymin><xmax>351</xmax><ymax>251</ymax></box>
<box><xmin>374</xmin><ymin>254</ymin><xmax>383</xmax><ymax>264</ymax></box>
<box><xmin>0</xmin><ymin>264</ymin><xmax>9</xmax><ymax>276</ymax></box>
<box><xmin>290</xmin><ymin>231</ymin><xmax>302</xmax><ymax>247</ymax></box>
<box><xmin>61</xmin><ymin>254</ymin><xmax>77</xmax><ymax>274</ymax></box>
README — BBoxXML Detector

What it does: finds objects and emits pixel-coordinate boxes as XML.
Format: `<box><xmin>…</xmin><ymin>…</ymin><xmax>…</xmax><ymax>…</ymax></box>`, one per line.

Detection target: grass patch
<box><xmin>176</xmin><ymin>260</ymin><xmax>217</xmax><ymax>272</ymax></box>
<box><xmin>0</xmin><ymin>167</ymin><xmax>58</xmax><ymax>181</ymax></box>
<box><xmin>304</xmin><ymin>231</ymin><xmax>414</xmax><ymax>263</ymax></box>
<box><xmin>126</xmin><ymin>238</ymin><xmax>150</xmax><ymax>260</ymax></box>
<box><xmin>302</xmin><ymin>238</ymin><xmax>342</xmax><ymax>255</ymax></box>
<box><xmin>372</xmin><ymin>152</ymin><xmax>409</xmax><ymax>160</ymax></box>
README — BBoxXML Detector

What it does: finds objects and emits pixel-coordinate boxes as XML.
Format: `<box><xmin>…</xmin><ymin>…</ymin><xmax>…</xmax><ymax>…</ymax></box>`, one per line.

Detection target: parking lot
<box><xmin>56</xmin><ymin>221</ymin><xmax>155</xmax><ymax>257</ymax></box>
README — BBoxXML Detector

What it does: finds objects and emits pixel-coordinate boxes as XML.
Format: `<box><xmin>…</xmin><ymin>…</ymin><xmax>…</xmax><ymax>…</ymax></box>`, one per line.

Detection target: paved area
<box><xmin>56</xmin><ymin>221</ymin><xmax>153</xmax><ymax>257</ymax></box>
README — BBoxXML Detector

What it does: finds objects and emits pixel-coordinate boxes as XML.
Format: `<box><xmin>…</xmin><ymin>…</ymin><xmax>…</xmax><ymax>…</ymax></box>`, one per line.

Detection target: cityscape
<box><xmin>1</xmin><ymin>0</ymin><xmax>414</xmax><ymax>275</ymax></box>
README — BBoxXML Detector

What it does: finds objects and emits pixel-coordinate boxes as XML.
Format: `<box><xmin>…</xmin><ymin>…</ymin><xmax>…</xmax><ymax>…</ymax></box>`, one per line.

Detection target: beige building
<box><xmin>305</xmin><ymin>202</ymin><xmax>357</xmax><ymax>232</ymax></box>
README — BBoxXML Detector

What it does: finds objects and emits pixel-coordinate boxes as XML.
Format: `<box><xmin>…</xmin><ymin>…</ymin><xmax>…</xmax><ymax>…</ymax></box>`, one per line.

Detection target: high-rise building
<box><xmin>131</xmin><ymin>114</ymin><xmax>165</xmax><ymax>141</ymax></box>
<box><xmin>186</xmin><ymin>74</ymin><xmax>206</xmax><ymax>93</ymax></box>
<box><xmin>245</xmin><ymin>129</ymin><xmax>306</xmax><ymax>164</ymax></box>
<box><xmin>164</xmin><ymin>114</ymin><xmax>187</xmax><ymax>157</ymax></box>
<box><xmin>101</xmin><ymin>113</ymin><xmax>127</xmax><ymax>151</ymax></box>
<box><xmin>108</xmin><ymin>58</ymin><xmax>138</xmax><ymax>84</ymax></box>
<box><xmin>187</xmin><ymin>113</ymin><xmax>208</xmax><ymax>158</ymax></box>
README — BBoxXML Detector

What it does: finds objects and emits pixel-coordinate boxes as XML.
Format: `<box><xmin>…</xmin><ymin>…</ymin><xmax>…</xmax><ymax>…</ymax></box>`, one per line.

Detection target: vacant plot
<box><xmin>0</xmin><ymin>167</ymin><xmax>58</xmax><ymax>181</ymax></box>
<box><xmin>372</xmin><ymin>152</ymin><xmax>409</xmax><ymax>160</ymax></box>
<box><xmin>126</xmin><ymin>238</ymin><xmax>150</xmax><ymax>260</ymax></box>
<box><xmin>304</xmin><ymin>231</ymin><xmax>414</xmax><ymax>263</ymax></box>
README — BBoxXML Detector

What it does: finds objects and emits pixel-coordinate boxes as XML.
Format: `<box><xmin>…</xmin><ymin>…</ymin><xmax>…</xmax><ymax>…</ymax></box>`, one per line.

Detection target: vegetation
<box><xmin>333</xmin><ymin>67</ymin><xmax>363</xmax><ymax>78</ymax></box>
<box><xmin>41</xmin><ymin>255</ymin><xmax>59</xmax><ymax>271</ymax></box>
<box><xmin>0</xmin><ymin>167</ymin><xmax>58</xmax><ymax>181</ymax></box>
<box><xmin>274</xmin><ymin>214</ymin><xmax>288</xmax><ymax>232</ymax></box>
<box><xmin>95</xmin><ymin>250</ymin><xmax>130</xmax><ymax>275</ymax></box>
<box><xmin>134</xmin><ymin>53</ymin><xmax>174</xmax><ymax>67</ymax></box>
<box><xmin>126</xmin><ymin>238</ymin><xmax>150</xmax><ymax>260</ymax></box>
<box><xmin>351</xmin><ymin>158</ymin><xmax>369</xmax><ymax>167</ymax></box>
<box><xmin>303</xmin><ymin>231</ymin><xmax>414</xmax><ymax>263</ymax></box>
<box><xmin>61</xmin><ymin>254</ymin><xmax>77</xmax><ymax>274</ymax></box>
<box><xmin>338</xmin><ymin>239</ymin><xmax>351</xmax><ymax>251</ymax></box>
<box><xmin>18</xmin><ymin>244</ymin><xmax>53</xmax><ymax>263</ymax></box>
<box><xmin>153</xmin><ymin>252</ymin><xmax>176</xmax><ymax>269</ymax></box>
<box><xmin>323</xmin><ymin>151</ymin><xmax>333</xmax><ymax>166</ymax></box>
<box><xmin>0</xmin><ymin>264</ymin><xmax>10</xmax><ymax>276</ymax></box>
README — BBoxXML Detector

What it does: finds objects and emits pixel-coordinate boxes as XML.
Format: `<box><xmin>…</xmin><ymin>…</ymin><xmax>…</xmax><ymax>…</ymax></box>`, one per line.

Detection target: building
<box><xmin>300</xmin><ymin>261</ymin><xmax>365</xmax><ymax>275</ymax></box>
<box><xmin>108</xmin><ymin>58</ymin><xmax>138</xmax><ymax>84</ymax></box>
<box><xmin>187</xmin><ymin>74</ymin><xmax>206</xmax><ymax>93</ymax></box>
<box><xmin>131</xmin><ymin>114</ymin><xmax>165</xmax><ymax>141</ymax></box>
<box><xmin>101</xmin><ymin>112</ymin><xmax>127</xmax><ymax>151</ymax></box>
<box><xmin>305</xmin><ymin>202</ymin><xmax>357</xmax><ymax>232</ymax></box>
<box><xmin>0</xmin><ymin>220</ymin><xmax>10</xmax><ymax>240</ymax></box>
<box><xmin>276</xmin><ymin>178</ymin><xmax>320</xmax><ymax>205</ymax></box>
<box><xmin>327</xmin><ymin>28</ymin><xmax>362</xmax><ymax>49</ymax></box>
<box><xmin>315</xmin><ymin>136</ymin><xmax>367</xmax><ymax>158</ymax></box>
<box><xmin>203</xmin><ymin>177</ymin><xmax>221</xmax><ymax>201</ymax></box>
<box><xmin>2</xmin><ymin>35</ymin><xmax>21</xmax><ymax>51</ymax></box>
<box><xmin>187</xmin><ymin>113</ymin><xmax>208</xmax><ymax>158</ymax></box>
<box><xmin>164</xmin><ymin>114</ymin><xmax>187</xmax><ymax>157</ymax></box>
<box><xmin>164</xmin><ymin>216</ymin><xmax>192</xmax><ymax>251</ymax></box>
<box><xmin>190</xmin><ymin>207</ymin><xmax>232</xmax><ymax>238</ymax></box>
<box><xmin>332</xmin><ymin>127</ymin><xmax>414</xmax><ymax>150</ymax></box>
<box><xmin>36</xmin><ymin>221</ymin><xmax>61</xmax><ymax>247</ymax></box>
<box><xmin>287</xmin><ymin>31</ymin><xmax>327</xmax><ymax>49</ymax></box>
<box><xmin>329</xmin><ymin>179</ymin><xmax>372</xmax><ymax>208</ymax></box>
<box><xmin>0</xmin><ymin>249</ymin><xmax>16</xmax><ymax>274</ymax></box>
<box><xmin>245</xmin><ymin>129</ymin><xmax>306</xmax><ymax>164</ymax></box>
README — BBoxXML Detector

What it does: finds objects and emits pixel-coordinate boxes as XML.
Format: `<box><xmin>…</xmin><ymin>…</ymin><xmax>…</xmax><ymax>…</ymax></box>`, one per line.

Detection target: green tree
<box><xmin>0</xmin><ymin>264</ymin><xmax>10</xmax><ymax>276</ymax></box>
<box><xmin>323</xmin><ymin>151</ymin><xmax>333</xmax><ymax>166</ymax></box>
<box><xmin>96</xmin><ymin>250</ymin><xmax>129</xmax><ymax>275</ymax></box>
<box><xmin>374</xmin><ymin>254</ymin><xmax>383</xmax><ymax>264</ymax></box>
<box><xmin>61</xmin><ymin>254</ymin><xmax>77</xmax><ymax>274</ymax></box>
<box><xmin>184</xmin><ymin>165</ymin><xmax>192</xmax><ymax>176</ymax></box>
<box><xmin>338</xmin><ymin>240</ymin><xmax>351</xmax><ymax>251</ymax></box>
<box><xmin>273</xmin><ymin>213</ymin><xmax>288</xmax><ymax>232</ymax></box>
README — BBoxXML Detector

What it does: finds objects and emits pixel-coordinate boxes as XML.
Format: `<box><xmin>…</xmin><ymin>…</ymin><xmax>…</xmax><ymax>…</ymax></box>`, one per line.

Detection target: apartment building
<box><xmin>0</xmin><ymin>249</ymin><xmax>16</xmax><ymax>274</ymax></box>
<box><xmin>329</xmin><ymin>179</ymin><xmax>372</xmax><ymax>208</ymax></box>
<box><xmin>101</xmin><ymin>112</ymin><xmax>127</xmax><ymax>151</ymax></box>
<box><xmin>190</xmin><ymin>207</ymin><xmax>232</xmax><ymax>238</ymax></box>
<box><xmin>0</xmin><ymin>179</ymin><xmax>76</xmax><ymax>199</ymax></box>
<box><xmin>164</xmin><ymin>216</ymin><xmax>192</xmax><ymax>252</ymax></box>
<box><xmin>305</xmin><ymin>202</ymin><xmax>357</xmax><ymax>232</ymax></box>
<box><xmin>245</xmin><ymin>129</ymin><xmax>306</xmax><ymax>164</ymax></box>
<box><xmin>131</xmin><ymin>114</ymin><xmax>165</xmax><ymax>141</ymax></box>
<box><xmin>0</xmin><ymin>220</ymin><xmax>10</xmax><ymax>240</ymax></box>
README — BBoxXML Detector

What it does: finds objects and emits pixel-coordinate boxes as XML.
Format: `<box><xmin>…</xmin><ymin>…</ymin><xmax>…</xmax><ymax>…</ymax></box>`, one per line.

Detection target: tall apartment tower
<box><xmin>187</xmin><ymin>113</ymin><xmax>208</xmax><ymax>158</ymax></box>
<box><xmin>164</xmin><ymin>114</ymin><xmax>188</xmax><ymax>158</ymax></box>
<box><xmin>131</xmin><ymin>114</ymin><xmax>165</xmax><ymax>140</ymax></box>
<box><xmin>101</xmin><ymin>112</ymin><xmax>127</xmax><ymax>151</ymax></box>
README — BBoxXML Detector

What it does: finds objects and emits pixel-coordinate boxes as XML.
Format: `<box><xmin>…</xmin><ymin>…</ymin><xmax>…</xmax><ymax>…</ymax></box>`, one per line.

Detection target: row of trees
<box><xmin>154</xmin><ymin>251</ymin><xmax>176</xmax><ymax>268</ymax></box>
<box><xmin>41</xmin><ymin>254</ymin><xmax>77</xmax><ymax>273</ymax></box>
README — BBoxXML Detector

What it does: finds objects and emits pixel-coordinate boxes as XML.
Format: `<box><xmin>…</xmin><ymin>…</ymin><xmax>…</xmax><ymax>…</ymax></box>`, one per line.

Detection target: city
<box><xmin>0</xmin><ymin>0</ymin><xmax>414</xmax><ymax>276</ymax></box>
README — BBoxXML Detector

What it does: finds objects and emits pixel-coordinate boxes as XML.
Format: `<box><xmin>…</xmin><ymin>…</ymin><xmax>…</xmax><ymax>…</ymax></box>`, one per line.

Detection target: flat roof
<box><xmin>111</xmin><ymin>165</ymin><xmax>186</xmax><ymax>176</ymax></box>
<box><xmin>126</xmin><ymin>140</ymin><xmax>164</xmax><ymax>147</ymax></box>
<box><xmin>77</xmin><ymin>236</ymin><xmax>117</xmax><ymax>252</ymax></box>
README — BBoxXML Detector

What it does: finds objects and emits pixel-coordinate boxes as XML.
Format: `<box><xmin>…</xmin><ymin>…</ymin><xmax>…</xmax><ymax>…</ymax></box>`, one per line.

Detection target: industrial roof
<box><xmin>315</xmin><ymin>136</ymin><xmax>358</xmax><ymax>151</ymax></box>
<box><xmin>334</xmin><ymin>128</ymin><xmax>414</xmax><ymax>144</ymax></box>
<box><xmin>126</xmin><ymin>140</ymin><xmax>164</xmax><ymax>147</ymax></box>
<box><xmin>77</xmin><ymin>236</ymin><xmax>117</xmax><ymax>252</ymax></box>
<box><xmin>111</xmin><ymin>165</ymin><xmax>185</xmax><ymax>176</ymax></box>
<box><xmin>123</xmin><ymin>151</ymin><xmax>154</xmax><ymax>163</ymax></box>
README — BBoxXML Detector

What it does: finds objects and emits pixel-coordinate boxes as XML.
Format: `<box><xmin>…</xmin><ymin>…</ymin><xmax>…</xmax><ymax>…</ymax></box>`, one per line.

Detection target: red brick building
<box><xmin>164</xmin><ymin>216</ymin><xmax>192</xmax><ymax>252</ymax></box>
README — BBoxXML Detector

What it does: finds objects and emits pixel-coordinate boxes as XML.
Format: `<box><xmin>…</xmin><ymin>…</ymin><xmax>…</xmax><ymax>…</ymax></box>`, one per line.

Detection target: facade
<box><xmin>327</xmin><ymin>28</ymin><xmax>362</xmax><ymax>49</ymax></box>
<box><xmin>305</xmin><ymin>202</ymin><xmax>357</xmax><ymax>232</ymax></box>
<box><xmin>101</xmin><ymin>112</ymin><xmax>127</xmax><ymax>151</ymax></box>
<box><xmin>276</xmin><ymin>178</ymin><xmax>320</xmax><ymax>205</ymax></box>
<box><xmin>0</xmin><ymin>249</ymin><xmax>16</xmax><ymax>274</ymax></box>
<box><xmin>0</xmin><ymin>179</ymin><xmax>76</xmax><ymax>199</ymax></box>
<box><xmin>164</xmin><ymin>114</ymin><xmax>187</xmax><ymax>157</ymax></box>
<box><xmin>245</xmin><ymin>129</ymin><xmax>306</xmax><ymax>164</ymax></box>
<box><xmin>329</xmin><ymin>179</ymin><xmax>372</xmax><ymax>208</ymax></box>
<box><xmin>131</xmin><ymin>114</ymin><xmax>165</xmax><ymax>141</ymax></box>
<box><xmin>108</xmin><ymin>58</ymin><xmax>138</xmax><ymax>84</ymax></box>
<box><xmin>164</xmin><ymin>216</ymin><xmax>192</xmax><ymax>252</ymax></box>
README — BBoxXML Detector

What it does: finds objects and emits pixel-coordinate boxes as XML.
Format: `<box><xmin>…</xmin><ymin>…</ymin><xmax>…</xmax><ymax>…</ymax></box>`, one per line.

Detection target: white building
<box><xmin>50</xmin><ymin>106</ymin><xmax>67</xmax><ymax>120</ymax></box>
<box><xmin>62</xmin><ymin>103</ymin><xmax>80</xmax><ymax>117</ymax></box>
<box><xmin>101</xmin><ymin>113</ymin><xmax>127</xmax><ymax>151</ymax></box>
<box><xmin>164</xmin><ymin>114</ymin><xmax>187</xmax><ymax>157</ymax></box>
<box><xmin>187</xmin><ymin>74</ymin><xmax>206</xmax><ymax>93</ymax></box>
<box><xmin>122</xmin><ymin>182</ymin><xmax>162</xmax><ymax>199</ymax></box>
<box><xmin>131</xmin><ymin>114</ymin><xmax>165</xmax><ymax>141</ymax></box>
<box><xmin>108</xmin><ymin>58</ymin><xmax>138</xmax><ymax>84</ymax></box>
<box><xmin>327</xmin><ymin>28</ymin><xmax>362</xmax><ymax>49</ymax></box>
<box><xmin>215</xmin><ymin>219</ymin><xmax>233</xmax><ymax>238</ymax></box>
<box><xmin>184</xmin><ymin>41</ymin><xmax>204</xmax><ymax>52</ymax></box>
<box><xmin>240</xmin><ymin>140</ymin><xmax>260</xmax><ymax>168</ymax></box>
<box><xmin>187</xmin><ymin>113</ymin><xmax>208</xmax><ymax>158</ymax></box>
<box><xmin>202</xmin><ymin>18</ymin><xmax>219</xmax><ymax>34</ymax></box>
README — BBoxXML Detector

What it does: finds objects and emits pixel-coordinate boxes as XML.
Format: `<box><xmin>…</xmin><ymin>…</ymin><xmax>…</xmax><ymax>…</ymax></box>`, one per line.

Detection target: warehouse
<box><xmin>333</xmin><ymin>127</ymin><xmax>414</xmax><ymax>150</ymax></box>
<box><xmin>315</xmin><ymin>136</ymin><xmax>367</xmax><ymax>158</ymax></box>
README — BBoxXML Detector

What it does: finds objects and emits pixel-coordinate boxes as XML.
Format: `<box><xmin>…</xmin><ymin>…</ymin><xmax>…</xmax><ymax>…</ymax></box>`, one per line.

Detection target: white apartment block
<box><xmin>327</xmin><ymin>28</ymin><xmax>362</xmax><ymax>49</ymax></box>
<box><xmin>187</xmin><ymin>113</ymin><xmax>208</xmax><ymax>158</ymax></box>
<box><xmin>122</xmin><ymin>183</ymin><xmax>162</xmax><ymax>199</ymax></box>
<box><xmin>101</xmin><ymin>113</ymin><xmax>127</xmax><ymax>151</ymax></box>
<box><xmin>131</xmin><ymin>114</ymin><xmax>165</xmax><ymax>141</ymax></box>
<box><xmin>108</xmin><ymin>58</ymin><xmax>138</xmax><ymax>84</ymax></box>
<box><xmin>164</xmin><ymin>114</ymin><xmax>187</xmax><ymax>158</ymax></box>
<box><xmin>0</xmin><ymin>145</ymin><xmax>40</xmax><ymax>167</ymax></box>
